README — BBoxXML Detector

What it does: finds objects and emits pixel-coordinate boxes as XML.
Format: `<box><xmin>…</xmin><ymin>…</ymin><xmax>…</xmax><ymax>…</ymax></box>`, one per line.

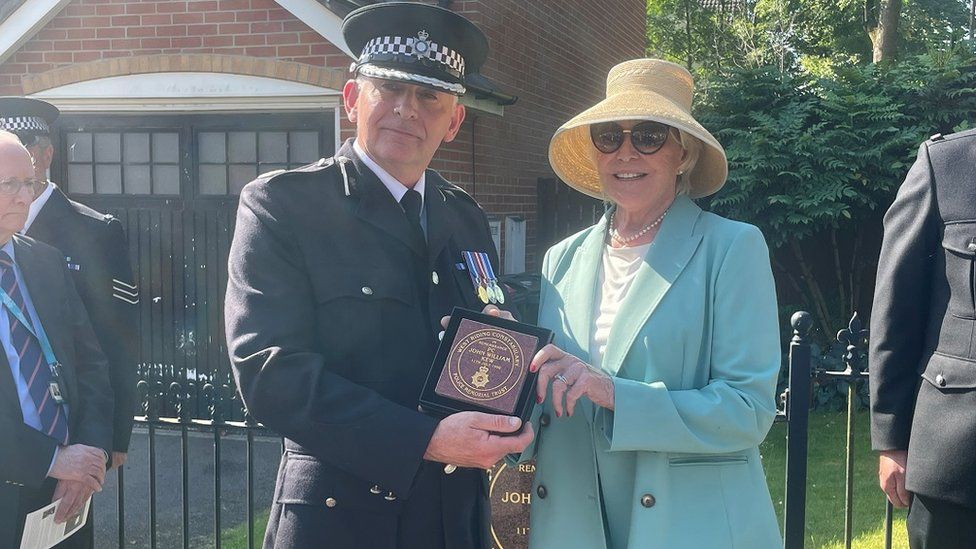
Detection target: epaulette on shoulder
<box><xmin>436</xmin><ymin>179</ymin><xmax>479</xmax><ymax>208</ymax></box>
<box><xmin>930</xmin><ymin>127</ymin><xmax>976</xmax><ymax>145</ymax></box>
<box><xmin>259</xmin><ymin>157</ymin><xmax>337</xmax><ymax>182</ymax></box>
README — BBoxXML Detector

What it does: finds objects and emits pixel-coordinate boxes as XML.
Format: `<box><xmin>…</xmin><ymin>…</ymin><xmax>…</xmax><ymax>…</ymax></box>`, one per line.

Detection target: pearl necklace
<box><xmin>609</xmin><ymin>208</ymin><xmax>669</xmax><ymax>246</ymax></box>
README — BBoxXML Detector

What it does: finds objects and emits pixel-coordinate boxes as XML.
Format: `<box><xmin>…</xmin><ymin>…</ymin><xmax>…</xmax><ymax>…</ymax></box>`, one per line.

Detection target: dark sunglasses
<box><xmin>590</xmin><ymin>121</ymin><xmax>673</xmax><ymax>155</ymax></box>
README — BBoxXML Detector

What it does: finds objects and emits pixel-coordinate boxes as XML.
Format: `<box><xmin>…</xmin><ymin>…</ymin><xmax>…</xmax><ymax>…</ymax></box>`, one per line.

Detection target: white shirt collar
<box><xmin>353</xmin><ymin>140</ymin><xmax>426</xmax><ymax>207</ymax></box>
<box><xmin>22</xmin><ymin>181</ymin><xmax>56</xmax><ymax>234</ymax></box>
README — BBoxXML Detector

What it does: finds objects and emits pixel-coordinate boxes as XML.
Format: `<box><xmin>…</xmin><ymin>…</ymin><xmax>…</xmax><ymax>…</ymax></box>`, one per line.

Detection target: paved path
<box><xmin>92</xmin><ymin>426</ymin><xmax>282</xmax><ymax>548</ymax></box>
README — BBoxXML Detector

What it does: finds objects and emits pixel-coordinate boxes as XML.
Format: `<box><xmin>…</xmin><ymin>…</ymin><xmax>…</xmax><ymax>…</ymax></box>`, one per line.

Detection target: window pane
<box><xmin>124</xmin><ymin>165</ymin><xmax>150</xmax><ymax>194</ymax></box>
<box><xmin>95</xmin><ymin>164</ymin><xmax>122</xmax><ymax>194</ymax></box>
<box><xmin>67</xmin><ymin>165</ymin><xmax>93</xmax><ymax>194</ymax></box>
<box><xmin>289</xmin><ymin>131</ymin><xmax>319</xmax><ymax>164</ymax></box>
<box><xmin>198</xmin><ymin>132</ymin><xmax>226</xmax><ymax>163</ymax></box>
<box><xmin>94</xmin><ymin>133</ymin><xmax>121</xmax><ymax>163</ymax></box>
<box><xmin>259</xmin><ymin>132</ymin><xmax>287</xmax><ymax>164</ymax></box>
<box><xmin>199</xmin><ymin>165</ymin><xmax>226</xmax><ymax>195</ymax></box>
<box><xmin>228</xmin><ymin>132</ymin><xmax>256</xmax><ymax>163</ymax></box>
<box><xmin>153</xmin><ymin>165</ymin><xmax>180</xmax><ymax>195</ymax></box>
<box><xmin>67</xmin><ymin>133</ymin><xmax>92</xmax><ymax>163</ymax></box>
<box><xmin>229</xmin><ymin>165</ymin><xmax>256</xmax><ymax>195</ymax></box>
<box><xmin>124</xmin><ymin>133</ymin><xmax>150</xmax><ymax>163</ymax></box>
<box><xmin>153</xmin><ymin>133</ymin><xmax>179</xmax><ymax>163</ymax></box>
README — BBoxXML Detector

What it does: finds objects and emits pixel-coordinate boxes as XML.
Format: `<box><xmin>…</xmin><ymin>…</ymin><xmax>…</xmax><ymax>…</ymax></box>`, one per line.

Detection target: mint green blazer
<box><xmin>520</xmin><ymin>196</ymin><xmax>782</xmax><ymax>549</ymax></box>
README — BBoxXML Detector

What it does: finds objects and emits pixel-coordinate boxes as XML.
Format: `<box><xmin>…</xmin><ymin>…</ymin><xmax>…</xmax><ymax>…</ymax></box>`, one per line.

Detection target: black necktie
<box><xmin>400</xmin><ymin>189</ymin><xmax>426</xmax><ymax>246</ymax></box>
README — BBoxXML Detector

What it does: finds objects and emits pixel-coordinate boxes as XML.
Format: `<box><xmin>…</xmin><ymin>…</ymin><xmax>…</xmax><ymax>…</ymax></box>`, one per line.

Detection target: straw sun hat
<box><xmin>548</xmin><ymin>58</ymin><xmax>728</xmax><ymax>199</ymax></box>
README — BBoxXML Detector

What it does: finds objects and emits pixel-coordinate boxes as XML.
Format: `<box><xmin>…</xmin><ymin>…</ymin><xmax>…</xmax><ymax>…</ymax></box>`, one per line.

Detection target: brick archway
<box><xmin>23</xmin><ymin>54</ymin><xmax>347</xmax><ymax>94</ymax></box>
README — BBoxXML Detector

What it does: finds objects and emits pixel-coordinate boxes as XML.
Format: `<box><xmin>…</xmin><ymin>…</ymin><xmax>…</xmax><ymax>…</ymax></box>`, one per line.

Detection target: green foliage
<box><xmin>647</xmin><ymin>0</ymin><xmax>974</xmax><ymax>75</ymax></box>
<box><xmin>696</xmin><ymin>53</ymin><xmax>976</xmax><ymax>338</ymax></box>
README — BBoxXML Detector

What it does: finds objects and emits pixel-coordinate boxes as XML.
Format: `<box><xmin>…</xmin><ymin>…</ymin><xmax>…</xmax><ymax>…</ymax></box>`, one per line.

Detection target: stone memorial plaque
<box><xmin>488</xmin><ymin>460</ymin><xmax>536</xmax><ymax>549</ymax></box>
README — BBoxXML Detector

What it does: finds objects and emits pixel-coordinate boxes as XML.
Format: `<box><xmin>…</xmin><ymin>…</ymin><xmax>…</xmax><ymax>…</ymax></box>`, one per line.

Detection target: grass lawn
<box><xmin>762</xmin><ymin>411</ymin><xmax>908</xmax><ymax>548</ymax></box>
<box><xmin>221</xmin><ymin>411</ymin><xmax>908</xmax><ymax>548</ymax></box>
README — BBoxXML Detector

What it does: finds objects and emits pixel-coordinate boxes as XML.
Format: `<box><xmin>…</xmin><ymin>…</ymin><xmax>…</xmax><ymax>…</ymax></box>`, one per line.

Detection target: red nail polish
<box><xmin>536</xmin><ymin>395</ymin><xmax>543</xmax><ymax>404</ymax></box>
<box><xmin>555</xmin><ymin>410</ymin><xmax>561</xmax><ymax>417</ymax></box>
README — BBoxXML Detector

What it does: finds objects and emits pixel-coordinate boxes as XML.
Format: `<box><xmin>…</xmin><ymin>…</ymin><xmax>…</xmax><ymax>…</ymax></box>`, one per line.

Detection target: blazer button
<box><xmin>325</xmin><ymin>497</ymin><xmax>337</xmax><ymax>508</ymax></box>
<box><xmin>370</xmin><ymin>485</ymin><xmax>382</xmax><ymax>494</ymax></box>
<box><xmin>385</xmin><ymin>491</ymin><xmax>397</xmax><ymax>501</ymax></box>
<box><xmin>540</xmin><ymin>413</ymin><xmax>551</xmax><ymax>427</ymax></box>
<box><xmin>536</xmin><ymin>484</ymin><xmax>547</xmax><ymax>499</ymax></box>
<box><xmin>640</xmin><ymin>494</ymin><xmax>656</xmax><ymax>508</ymax></box>
<box><xmin>936</xmin><ymin>374</ymin><xmax>947</xmax><ymax>387</ymax></box>
<box><xmin>361</xmin><ymin>286</ymin><xmax>373</xmax><ymax>296</ymax></box>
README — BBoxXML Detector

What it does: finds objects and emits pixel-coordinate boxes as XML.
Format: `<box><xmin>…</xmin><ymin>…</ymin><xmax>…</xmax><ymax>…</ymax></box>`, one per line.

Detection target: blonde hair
<box><xmin>674</xmin><ymin>130</ymin><xmax>702</xmax><ymax>196</ymax></box>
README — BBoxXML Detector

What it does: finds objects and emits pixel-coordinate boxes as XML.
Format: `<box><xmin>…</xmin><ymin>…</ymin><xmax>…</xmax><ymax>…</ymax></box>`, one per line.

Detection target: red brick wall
<box><xmin>0</xmin><ymin>0</ymin><xmax>647</xmax><ymax>270</ymax></box>
<box><xmin>0</xmin><ymin>0</ymin><xmax>349</xmax><ymax>95</ymax></box>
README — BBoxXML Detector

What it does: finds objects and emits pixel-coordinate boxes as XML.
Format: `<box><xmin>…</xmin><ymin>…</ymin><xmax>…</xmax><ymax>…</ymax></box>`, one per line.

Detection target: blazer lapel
<box><xmin>560</xmin><ymin>215</ymin><xmax>608</xmax><ymax>361</ymax></box>
<box><xmin>601</xmin><ymin>197</ymin><xmax>703</xmax><ymax>376</ymax></box>
<box><xmin>343</xmin><ymin>145</ymin><xmax>426</xmax><ymax>259</ymax></box>
<box><xmin>0</xmin><ymin>351</ymin><xmax>18</xmax><ymax>419</ymax></box>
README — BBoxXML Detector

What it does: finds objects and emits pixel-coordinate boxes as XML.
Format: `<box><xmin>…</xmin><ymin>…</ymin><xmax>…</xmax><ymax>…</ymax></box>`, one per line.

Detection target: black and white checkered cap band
<box><xmin>360</xmin><ymin>35</ymin><xmax>466</xmax><ymax>78</ymax></box>
<box><xmin>0</xmin><ymin>116</ymin><xmax>49</xmax><ymax>134</ymax></box>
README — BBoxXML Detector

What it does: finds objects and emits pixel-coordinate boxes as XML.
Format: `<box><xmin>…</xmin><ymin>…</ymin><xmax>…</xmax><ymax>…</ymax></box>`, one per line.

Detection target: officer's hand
<box><xmin>878</xmin><ymin>449</ymin><xmax>910</xmax><ymax>508</ymax></box>
<box><xmin>48</xmin><ymin>444</ymin><xmax>105</xmax><ymax>492</ymax></box>
<box><xmin>439</xmin><ymin>305</ymin><xmax>514</xmax><ymax>332</ymax></box>
<box><xmin>110</xmin><ymin>451</ymin><xmax>128</xmax><ymax>471</ymax></box>
<box><xmin>423</xmin><ymin>412</ymin><xmax>534</xmax><ymax>470</ymax></box>
<box><xmin>51</xmin><ymin>479</ymin><xmax>94</xmax><ymax>524</ymax></box>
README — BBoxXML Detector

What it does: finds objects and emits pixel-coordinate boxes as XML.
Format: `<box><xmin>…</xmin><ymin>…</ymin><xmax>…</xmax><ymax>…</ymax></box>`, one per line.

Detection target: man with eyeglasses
<box><xmin>0</xmin><ymin>97</ymin><xmax>139</xmax><ymax>549</ymax></box>
<box><xmin>0</xmin><ymin>130</ymin><xmax>114</xmax><ymax>548</ymax></box>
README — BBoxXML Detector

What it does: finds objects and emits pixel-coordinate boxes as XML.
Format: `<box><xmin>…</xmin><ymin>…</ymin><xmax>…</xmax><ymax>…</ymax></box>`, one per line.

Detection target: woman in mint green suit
<box><xmin>521</xmin><ymin>59</ymin><xmax>782</xmax><ymax>548</ymax></box>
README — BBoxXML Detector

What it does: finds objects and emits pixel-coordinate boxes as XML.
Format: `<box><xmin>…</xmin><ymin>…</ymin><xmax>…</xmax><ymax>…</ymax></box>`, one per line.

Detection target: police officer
<box><xmin>225</xmin><ymin>3</ymin><xmax>534</xmax><ymax>548</ymax></box>
<box><xmin>871</xmin><ymin>129</ymin><xmax>976</xmax><ymax>548</ymax></box>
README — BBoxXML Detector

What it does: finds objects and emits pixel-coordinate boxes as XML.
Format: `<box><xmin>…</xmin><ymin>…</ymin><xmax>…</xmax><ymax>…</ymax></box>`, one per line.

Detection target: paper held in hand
<box><xmin>19</xmin><ymin>496</ymin><xmax>91</xmax><ymax>549</ymax></box>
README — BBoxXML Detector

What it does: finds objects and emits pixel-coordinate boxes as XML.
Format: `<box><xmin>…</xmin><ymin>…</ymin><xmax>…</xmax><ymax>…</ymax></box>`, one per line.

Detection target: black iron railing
<box><xmin>107</xmin><ymin>310</ymin><xmax>892</xmax><ymax>549</ymax></box>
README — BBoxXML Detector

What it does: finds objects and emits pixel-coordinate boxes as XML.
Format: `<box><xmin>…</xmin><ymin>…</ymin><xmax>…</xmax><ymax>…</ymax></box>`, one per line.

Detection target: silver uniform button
<box><xmin>361</xmin><ymin>286</ymin><xmax>373</xmax><ymax>296</ymax></box>
<box><xmin>384</xmin><ymin>492</ymin><xmax>397</xmax><ymax>501</ymax></box>
<box><xmin>325</xmin><ymin>497</ymin><xmax>337</xmax><ymax>508</ymax></box>
<box><xmin>968</xmin><ymin>242</ymin><xmax>976</xmax><ymax>253</ymax></box>
<box><xmin>444</xmin><ymin>464</ymin><xmax>457</xmax><ymax>474</ymax></box>
<box><xmin>370</xmin><ymin>485</ymin><xmax>382</xmax><ymax>494</ymax></box>
<box><xmin>432</xmin><ymin>271</ymin><xmax>439</xmax><ymax>285</ymax></box>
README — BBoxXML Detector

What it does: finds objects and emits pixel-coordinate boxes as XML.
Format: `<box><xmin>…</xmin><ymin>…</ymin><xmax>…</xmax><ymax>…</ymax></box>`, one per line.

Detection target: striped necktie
<box><xmin>0</xmin><ymin>251</ymin><xmax>68</xmax><ymax>444</ymax></box>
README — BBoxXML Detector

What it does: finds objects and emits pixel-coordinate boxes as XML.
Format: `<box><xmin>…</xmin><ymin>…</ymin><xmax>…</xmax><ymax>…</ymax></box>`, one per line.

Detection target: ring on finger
<box><xmin>554</xmin><ymin>373</ymin><xmax>572</xmax><ymax>386</ymax></box>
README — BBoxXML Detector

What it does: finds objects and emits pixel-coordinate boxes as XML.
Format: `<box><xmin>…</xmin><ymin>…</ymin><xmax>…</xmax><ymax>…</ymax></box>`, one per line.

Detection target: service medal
<box><xmin>478</xmin><ymin>282</ymin><xmax>490</xmax><ymax>304</ymax></box>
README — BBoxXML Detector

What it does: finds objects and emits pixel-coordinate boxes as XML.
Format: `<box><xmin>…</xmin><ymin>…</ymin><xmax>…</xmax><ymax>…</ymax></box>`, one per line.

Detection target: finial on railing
<box><xmin>836</xmin><ymin>312</ymin><xmax>870</xmax><ymax>373</ymax></box>
<box><xmin>791</xmin><ymin>311</ymin><xmax>813</xmax><ymax>344</ymax></box>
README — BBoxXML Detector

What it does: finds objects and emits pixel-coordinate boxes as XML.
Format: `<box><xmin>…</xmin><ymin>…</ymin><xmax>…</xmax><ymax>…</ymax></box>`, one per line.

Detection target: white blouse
<box><xmin>589</xmin><ymin>242</ymin><xmax>651</xmax><ymax>370</ymax></box>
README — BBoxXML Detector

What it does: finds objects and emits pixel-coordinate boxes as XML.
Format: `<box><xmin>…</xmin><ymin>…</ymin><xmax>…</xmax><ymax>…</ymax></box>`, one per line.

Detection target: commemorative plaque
<box><xmin>419</xmin><ymin>307</ymin><xmax>552</xmax><ymax>423</ymax></box>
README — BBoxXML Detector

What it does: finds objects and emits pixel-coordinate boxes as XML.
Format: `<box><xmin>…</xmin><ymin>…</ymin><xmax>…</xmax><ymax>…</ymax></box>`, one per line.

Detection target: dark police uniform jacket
<box><xmin>26</xmin><ymin>186</ymin><xmax>139</xmax><ymax>455</ymax></box>
<box><xmin>0</xmin><ymin>235</ymin><xmax>113</xmax><ymax>547</ymax></box>
<box><xmin>870</xmin><ymin>129</ymin><xmax>976</xmax><ymax>509</ymax></box>
<box><xmin>225</xmin><ymin>140</ymin><xmax>501</xmax><ymax>548</ymax></box>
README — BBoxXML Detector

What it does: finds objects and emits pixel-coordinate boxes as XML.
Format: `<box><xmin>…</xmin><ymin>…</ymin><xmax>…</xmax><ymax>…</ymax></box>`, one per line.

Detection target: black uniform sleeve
<box><xmin>869</xmin><ymin>142</ymin><xmax>939</xmax><ymax>451</ymax></box>
<box><xmin>65</xmin><ymin>262</ymin><xmax>115</xmax><ymax>458</ymax></box>
<box><xmin>93</xmin><ymin>219</ymin><xmax>140</xmax><ymax>453</ymax></box>
<box><xmin>225</xmin><ymin>181</ymin><xmax>439</xmax><ymax>497</ymax></box>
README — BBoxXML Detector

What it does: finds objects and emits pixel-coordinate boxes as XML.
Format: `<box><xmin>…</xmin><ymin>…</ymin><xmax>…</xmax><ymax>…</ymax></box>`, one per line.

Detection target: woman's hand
<box><xmin>531</xmin><ymin>344</ymin><xmax>614</xmax><ymax>416</ymax></box>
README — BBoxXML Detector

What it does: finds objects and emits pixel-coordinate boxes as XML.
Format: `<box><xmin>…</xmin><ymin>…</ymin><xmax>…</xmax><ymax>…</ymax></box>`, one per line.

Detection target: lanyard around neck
<box><xmin>0</xmin><ymin>285</ymin><xmax>58</xmax><ymax>367</ymax></box>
